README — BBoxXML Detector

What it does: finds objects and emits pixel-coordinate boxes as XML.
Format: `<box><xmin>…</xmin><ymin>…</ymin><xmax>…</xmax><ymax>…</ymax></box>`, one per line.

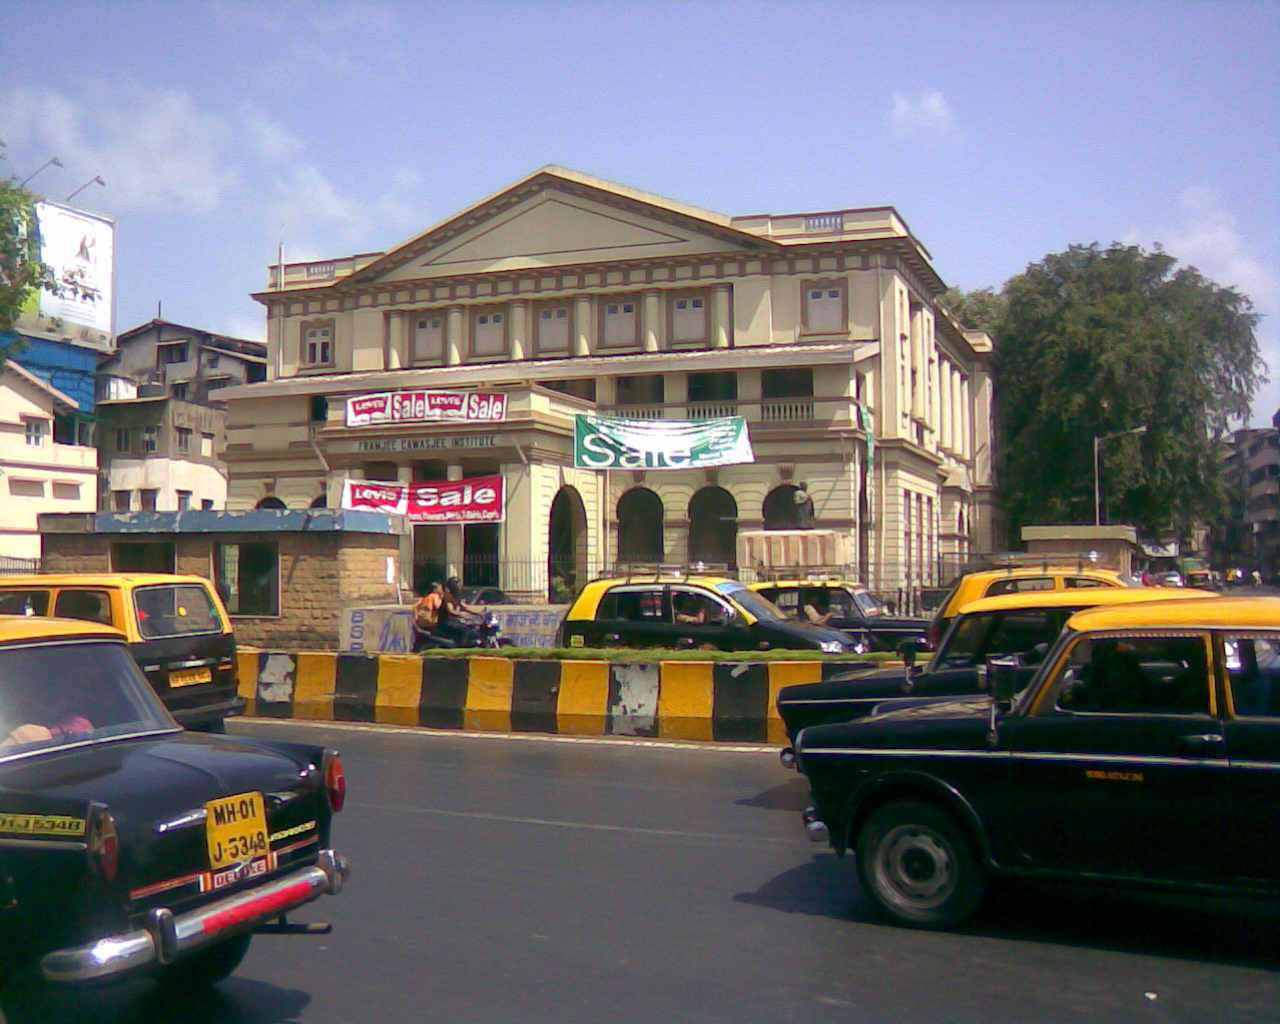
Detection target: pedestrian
<box><xmin>794</xmin><ymin>481</ymin><xmax>815</xmax><ymax>529</ymax></box>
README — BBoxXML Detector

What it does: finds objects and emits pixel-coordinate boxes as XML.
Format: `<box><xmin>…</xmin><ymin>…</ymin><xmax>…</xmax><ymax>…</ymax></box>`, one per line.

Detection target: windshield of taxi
<box><xmin>853</xmin><ymin>590</ymin><xmax>884</xmax><ymax>617</ymax></box>
<box><xmin>0</xmin><ymin>640</ymin><xmax>174</xmax><ymax>758</ymax></box>
<box><xmin>134</xmin><ymin>584</ymin><xmax>223</xmax><ymax>639</ymax></box>
<box><xmin>714</xmin><ymin>582</ymin><xmax>786</xmax><ymax>621</ymax></box>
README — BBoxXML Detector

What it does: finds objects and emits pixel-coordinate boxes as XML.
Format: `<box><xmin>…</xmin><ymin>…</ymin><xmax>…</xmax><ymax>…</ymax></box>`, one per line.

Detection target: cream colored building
<box><xmin>221</xmin><ymin>167</ymin><xmax>995</xmax><ymax>602</ymax></box>
<box><xmin>0</xmin><ymin>362</ymin><xmax>97</xmax><ymax>559</ymax></box>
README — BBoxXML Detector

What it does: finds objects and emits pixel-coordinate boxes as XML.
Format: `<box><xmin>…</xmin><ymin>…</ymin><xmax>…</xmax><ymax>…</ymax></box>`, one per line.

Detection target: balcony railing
<box><xmin>599</xmin><ymin>397</ymin><xmax>826</xmax><ymax>425</ymax></box>
<box><xmin>760</xmin><ymin>398</ymin><xmax>815</xmax><ymax>423</ymax></box>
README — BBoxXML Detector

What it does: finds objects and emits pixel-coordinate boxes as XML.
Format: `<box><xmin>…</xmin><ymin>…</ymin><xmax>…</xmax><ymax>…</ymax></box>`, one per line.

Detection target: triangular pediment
<box><xmin>358</xmin><ymin>169</ymin><xmax>765</xmax><ymax>284</ymax></box>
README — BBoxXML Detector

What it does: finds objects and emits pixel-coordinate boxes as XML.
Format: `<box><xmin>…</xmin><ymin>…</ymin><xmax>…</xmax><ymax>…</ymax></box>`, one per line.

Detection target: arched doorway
<box><xmin>256</xmin><ymin>496</ymin><xmax>287</xmax><ymax>510</ymax></box>
<box><xmin>762</xmin><ymin>485</ymin><xmax>801</xmax><ymax>530</ymax></box>
<box><xmin>548</xmin><ymin>486</ymin><xmax>588</xmax><ymax>602</ymax></box>
<box><xmin>688</xmin><ymin>487</ymin><xmax>737</xmax><ymax>568</ymax></box>
<box><xmin>309</xmin><ymin>493</ymin><xmax>327</xmax><ymax>508</ymax></box>
<box><xmin>617</xmin><ymin>488</ymin><xmax>664</xmax><ymax>565</ymax></box>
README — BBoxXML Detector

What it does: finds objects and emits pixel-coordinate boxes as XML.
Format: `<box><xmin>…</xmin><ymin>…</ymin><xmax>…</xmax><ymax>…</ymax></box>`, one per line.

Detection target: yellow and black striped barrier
<box><xmin>236</xmin><ymin>651</ymin><xmax>875</xmax><ymax>744</ymax></box>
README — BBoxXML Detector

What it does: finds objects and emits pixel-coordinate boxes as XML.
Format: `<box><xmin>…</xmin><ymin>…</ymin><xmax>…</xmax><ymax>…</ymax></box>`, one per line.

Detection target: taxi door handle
<box><xmin>1181</xmin><ymin>733</ymin><xmax>1224</xmax><ymax>752</ymax></box>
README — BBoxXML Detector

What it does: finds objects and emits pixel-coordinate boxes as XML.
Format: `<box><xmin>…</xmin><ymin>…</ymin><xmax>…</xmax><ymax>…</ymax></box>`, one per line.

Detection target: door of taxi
<box><xmin>995</xmin><ymin>632</ymin><xmax>1228</xmax><ymax>883</ymax></box>
<box><xmin>1221</xmin><ymin>633</ymin><xmax>1280</xmax><ymax>886</ymax></box>
<box><xmin>666</xmin><ymin>586</ymin><xmax>739</xmax><ymax>651</ymax></box>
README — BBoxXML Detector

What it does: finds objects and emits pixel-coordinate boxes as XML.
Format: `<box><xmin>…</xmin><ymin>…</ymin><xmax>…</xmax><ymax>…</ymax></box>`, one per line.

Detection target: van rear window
<box><xmin>0</xmin><ymin>591</ymin><xmax>49</xmax><ymax>616</ymax></box>
<box><xmin>134</xmin><ymin>585</ymin><xmax>222</xmax><ymax>639</ymax></box>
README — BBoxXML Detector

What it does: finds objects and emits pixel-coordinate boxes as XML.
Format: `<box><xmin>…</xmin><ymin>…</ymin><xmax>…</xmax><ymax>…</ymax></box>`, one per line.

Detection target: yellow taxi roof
<box><xmin>959</xmin><ymin>565</ymin><xmax>1127</xmax><ymax>585</ymax></box>
<box><xmin>0</xmin><ymin>573</ymin><xmax>209</xmax><ymax>588</ymax></box>
<box><xmin>747</xmin><ymin>580</ymin><xmax>866</xmax><ymax>591</ymax></box>
<box><xmin>0</xmin><ymin>614</ymin><xmax>124</xmax><ymax>642</ymax></box>
<box><xmin>569</xmin><ymin>575</ymin><xmax>748</xmax><ymax>618</ymax></box>
<box><xmin>1066</xmin><ymin>595</ymin><xmax>1280</xmax><ymax>632</ymax></box>
<box><xmin>958</xmin><ymin>587</ymin><xmax>1217</xmax><ymax>617</ymax></box>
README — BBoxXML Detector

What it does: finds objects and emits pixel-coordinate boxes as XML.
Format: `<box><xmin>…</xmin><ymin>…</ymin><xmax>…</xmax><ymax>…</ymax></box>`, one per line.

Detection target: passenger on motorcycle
<box><xmin>438</xmin><ymin>577</ymin><xmax>483</xmax><ymax>646</ymax></box>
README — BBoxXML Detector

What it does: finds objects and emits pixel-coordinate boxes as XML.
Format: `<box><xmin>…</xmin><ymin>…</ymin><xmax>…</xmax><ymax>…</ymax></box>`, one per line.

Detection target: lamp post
<box><xmin>1094</xmin><ymin>426</ymin><xmax>1147</xmax><ymax>526</ymax></box>
<box><xmin>18</xmin><ymin>156</ymin><xmax>63</xmax><ymax>188</ymax></box>
<box><xmin>65</xmin><ymin>175</ymin><xmax>105</xmax><ymax>203</ymax></box>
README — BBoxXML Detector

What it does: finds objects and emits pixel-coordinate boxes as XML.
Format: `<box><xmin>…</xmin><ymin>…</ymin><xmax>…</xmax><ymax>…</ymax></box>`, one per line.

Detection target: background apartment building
<box><xmin>220</xmin><ymin>167</ymin><xmax>995</xmax><ymax>601</ymax></box>
<box><xmin>1217</xmin><ymin>417</ymin><xmax>1280</xmax><ymax>579</ymax></box>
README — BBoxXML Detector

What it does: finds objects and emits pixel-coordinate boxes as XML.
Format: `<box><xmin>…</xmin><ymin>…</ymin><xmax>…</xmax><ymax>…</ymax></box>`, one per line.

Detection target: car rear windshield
<box><xmin>0</xmin><ymin>590</ymin><xmax>49</xmax><ymax>616</ymax></box>
<box><xmin>0</xmin><ymin>640</ymin><xmax>175</xmax><ymax>760</ymax></box>
<box><xmin>134</xmin><ymin>584</ymin><xmax>223</xmax><ymax>639</ymax></box>
<box><xmin>714</xmin><ymin>582</ymin><xmax>785</xmax><ymax>621</ymax></box>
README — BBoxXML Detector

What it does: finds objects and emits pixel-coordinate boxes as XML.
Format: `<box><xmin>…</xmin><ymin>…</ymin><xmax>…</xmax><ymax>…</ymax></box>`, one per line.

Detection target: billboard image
<box><xmin>19</xmin><ymin>201</ymin><xmax>115</xmax><ymax>351</ymax></box>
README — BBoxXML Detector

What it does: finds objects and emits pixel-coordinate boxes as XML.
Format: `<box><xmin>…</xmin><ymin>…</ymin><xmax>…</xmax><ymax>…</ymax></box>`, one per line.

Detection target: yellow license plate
<box><xmin>205</xmin><ymin>793</ymin><xmax>269</xmax><ymax>870</ymax></box>
<box><xmin>170</xmin><ymin>667</ymin><xmax>212</xmax><ymax>687</ymax></box>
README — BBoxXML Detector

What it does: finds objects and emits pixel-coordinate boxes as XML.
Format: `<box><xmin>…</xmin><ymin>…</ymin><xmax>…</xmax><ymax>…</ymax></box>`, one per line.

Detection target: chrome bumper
<box><xmin>41</xmin><ymin>849</ymin><xmax>349</xmax><ymax>983</ymax></box>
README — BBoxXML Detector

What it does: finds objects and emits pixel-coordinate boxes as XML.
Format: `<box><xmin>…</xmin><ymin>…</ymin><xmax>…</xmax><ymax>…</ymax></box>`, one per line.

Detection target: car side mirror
<box><xmin>986</xmin><ymin>655</ymin><xmax>1020</xmax><ymax>709</ymax></box>
<box><xmin>898</xmin><ymin>638</ymin><xmax>926</xmax><ymax>668</ymax></box>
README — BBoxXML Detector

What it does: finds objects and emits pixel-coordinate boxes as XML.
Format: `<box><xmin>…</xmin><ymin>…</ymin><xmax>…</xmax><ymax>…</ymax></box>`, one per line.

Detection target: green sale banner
<box><xmin>573</xmin><ymin>414</ymin><xmax>755</xmax><ymax>470</ymax></box>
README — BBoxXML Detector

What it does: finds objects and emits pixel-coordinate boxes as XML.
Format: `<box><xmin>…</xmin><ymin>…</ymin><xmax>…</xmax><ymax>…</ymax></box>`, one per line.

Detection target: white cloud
<box><xmin>889</xmin><ymin>89</ymin><xmax>960</xmax><ymax>140</ymax></box>
<box><xmin>224</xmin><ymin>315</ymin><xmax>267</xmax><ymax>343</ymax></box>
<box><xmin>0</xmin><ymin>84</ymin><xmax>240</xmax><ymax>212</ymax></box>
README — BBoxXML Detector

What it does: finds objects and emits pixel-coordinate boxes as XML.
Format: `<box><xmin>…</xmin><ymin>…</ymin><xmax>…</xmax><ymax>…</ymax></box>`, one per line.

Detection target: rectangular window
<box><xmin>762</xmin><ymin>367</ymin><xmax>814</xmax><ymax>399</ymax></box>
<box><xmin>23</xmin><ymin>419</ymin><xmax>44</xmax><ymax>447</ymax></box>
<box><xmin>615</xmin><ymin>374</ymin><xmax>665</xmax><ymax>407</ymax></box>
<box><xmin>201</xmin><ymin>499</ymin><xmax>215</xmax><ymax>510</ymax></box>
<box><xmin>804</xmin><ymin>282</ymin><xmax>846</xmax><ymax>334</ymax></box>
<box><xmin>139</xmin><ymin>488</ymin><xmax>159</xmax><ymax>511</ymax></box>
<box><xmin>112</xmin><ymin>490</ymin><xmax>131</xmax><ymax>511</ymax></box>
<box><xmin>687</xmin><ymin>371</ymin><xmax>737</xmax><ymax>403</ymax></box>
<box><xmin>200</xmin><ymin>432</ymin><xmax>214</xmax><ymax>457</ymax></box>
<box><xmin>413</xmin><ymin>314</ymin><xmax>445</xmax><ymax>365</ymax></box>
<box><xmin>142</xmin><ymin>425</ymin><xmax>158</xmax><ymax>453</ymax></box>
<box><xmin>52</xmin><ymin>481</ymin><xmax>80</xmax><ymax>500</ymax></box>
<box><xmin>471</xmin><ymin>307</ymin><xmax>507</xmax><ymax>358</ymax></box>
<box><xmin>110</xmin><ymin>541</ymin><xmax>175</xmax><ymax>573</ymax></box>
<box><xmin>171</xmin><ymin>382</ymin><xmax>188</xmax><ymax>400</ymax></box>
<box><xmin>215</xmin><ymin>541</ymin><xmax>280</xmax><ymax>616</ymax></box>
<box><xmin>176</xmin><ymin>490</ymin><xmax>192</xmax><ymax>510</ymax></box>
<box><xmin>535</xmin><ymin>305</ymin><xmax>570</xmax><ymax>355</ymax></box>
<box><xmin>157</xmin><ymin>343</ymin><xmax>189</xmax><ymax>368</ymax></box>
<box><xmin>302</xmin><ymin>323</ymin><xmax>333</xmax><ymax>367</ymax></box>
<box><xmin>115</xmin><ymin>428</ymin><xmax>132</xmax><ymax>453</ymax></box>
<box><xmin>543</xmin><ymin>379</ymin><xmax>596</xmax><ymax>402</ymax></box>
<box><xmin>177</xmin><ymin>427</ymin><xmax>192</xmax><ymax>453</ymax></box>
<box><xmin>601</xmin><ymin>298</ymin><xmax>639</xmax><ymax>348</ymax></box>
<box><xmin>671</xmin><ymin>293</ymin><xmax>708</xmax><ymax>345</ymax></box>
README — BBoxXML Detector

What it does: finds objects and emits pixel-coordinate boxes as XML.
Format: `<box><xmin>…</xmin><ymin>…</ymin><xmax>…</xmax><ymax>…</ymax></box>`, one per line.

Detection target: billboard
<box><xmin>573</xmin><ymin>414</ymin><xmax>754</xmax><ymax>470</ymax></box>
<box><xmin>341</xmin><ymin>475</ymin><xmax>505</xmax><ymax>523</ymax></box>
<box><xmin>345</xmin><ymin>389</ymin><xmax>508</xmax><ymax>427</ymax></box>
<box><xmin>18</xmin><ymin>200</ymin><xmax>115</xmax><ymax>352</ymax></box>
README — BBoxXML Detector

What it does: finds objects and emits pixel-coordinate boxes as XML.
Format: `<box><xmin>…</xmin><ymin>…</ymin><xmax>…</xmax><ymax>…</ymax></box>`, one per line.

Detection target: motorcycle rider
<box><xmin>437</xmin><ymin>577</ymin><xmax>483</xmax><ymax>646</ymax></box>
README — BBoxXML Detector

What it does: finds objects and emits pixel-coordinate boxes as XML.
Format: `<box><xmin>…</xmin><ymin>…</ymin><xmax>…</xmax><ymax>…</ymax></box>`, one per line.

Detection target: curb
<box><xmin>235</xmin><ymin>651</ymin><xmax>874</xmax><ymax>745</ymax></box>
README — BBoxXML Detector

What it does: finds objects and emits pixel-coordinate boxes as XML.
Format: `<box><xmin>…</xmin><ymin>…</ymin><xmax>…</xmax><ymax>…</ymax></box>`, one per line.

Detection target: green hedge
<box><xmin>409</xmin><ymin>646</ymin><xmax>894</xmax><ymax>664</ymax></box>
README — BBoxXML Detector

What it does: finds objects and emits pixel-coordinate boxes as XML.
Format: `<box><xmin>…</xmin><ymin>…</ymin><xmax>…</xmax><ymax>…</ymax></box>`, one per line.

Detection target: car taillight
<box><xmin>323</xmin><ymin>751</ymin><xmax>346</xmax><ymax>813</ymax></box>
<box><xmin>927</xmin><ymin>620</ymin><xmax>941</xmax><ymax>648</ymax></box>
<box><xmin>87</xmin><ymin>806</ymin><xmax>119</xmax><ymax>882</ymax></box>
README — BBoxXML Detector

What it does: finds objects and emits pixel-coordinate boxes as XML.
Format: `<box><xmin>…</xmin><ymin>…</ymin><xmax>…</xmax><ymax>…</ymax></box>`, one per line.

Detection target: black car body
<box><xmin>775</xmin><ymin>586</ymin><xmax>1216</xmax><ymax>746</ymax></box>
<box><xmin>557</xmin><ymin>576</ymin><xmax>864</xmax><ymax>653</ymax></box>
<box><xmin>748</xmin><ymin>581</ymin><xmax>929</xmax><ymax>652</ymax></box>
<box><xmin>793</xmin><ymin>595</ymin><xmax>1280</xmax><ymax>929</ymax></box>
<box><xmin>0</xmin><ymin>616</ymin><xmax>348</xmax><ymax>1002</ymax></box>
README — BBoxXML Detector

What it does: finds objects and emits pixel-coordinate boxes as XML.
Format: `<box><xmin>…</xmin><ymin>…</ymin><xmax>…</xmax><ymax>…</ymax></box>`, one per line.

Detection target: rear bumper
<box><xmin>41</xmin><ymin>848</ymin><xmax>349</xmax><ymax>983</ymax></box>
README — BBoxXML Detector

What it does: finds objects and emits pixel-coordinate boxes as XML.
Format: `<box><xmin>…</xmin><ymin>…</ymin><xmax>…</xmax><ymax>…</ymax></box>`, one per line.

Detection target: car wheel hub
<box><xmin>880</xmin><ymin>826</ymin><xmax>953</xmax><ymax>902</ymax></box>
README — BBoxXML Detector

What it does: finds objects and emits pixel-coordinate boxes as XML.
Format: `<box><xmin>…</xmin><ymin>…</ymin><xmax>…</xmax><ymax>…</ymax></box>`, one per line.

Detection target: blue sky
<box><xmin>3</xmin><ymin>0</ymin><xmax>1278</xmax><ymax>419</ymax></box>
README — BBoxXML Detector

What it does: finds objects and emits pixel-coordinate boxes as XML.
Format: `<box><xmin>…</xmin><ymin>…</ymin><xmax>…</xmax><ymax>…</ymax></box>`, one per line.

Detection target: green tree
<box><xmin>991</xmin><ymin>243</ymin><xmax>1262</xmax><ymax>539</ymax></box>
<box><xmin>941</xmin><ymin>285</ymin><xmax>1006</xmax><ymax>336</ymax></box>
<box><xmin>0</xmin><ymin>179</ymin><xmax>53</xmax><ymax>361</ymax></box>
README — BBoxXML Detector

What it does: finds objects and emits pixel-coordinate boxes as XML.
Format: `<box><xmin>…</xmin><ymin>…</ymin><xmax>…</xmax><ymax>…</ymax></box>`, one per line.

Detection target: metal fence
<box><xmin>0</xmin><ymin>557</ymin><xmax>41</xmax><ymax>577</ymax></box>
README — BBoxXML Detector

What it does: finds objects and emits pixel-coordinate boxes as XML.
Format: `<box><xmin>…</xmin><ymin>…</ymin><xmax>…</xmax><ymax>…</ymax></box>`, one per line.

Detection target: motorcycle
<box><xmin>413</xmin><ymin>610</ymin><xmax>512</xmax><ymax>651</ymax></box>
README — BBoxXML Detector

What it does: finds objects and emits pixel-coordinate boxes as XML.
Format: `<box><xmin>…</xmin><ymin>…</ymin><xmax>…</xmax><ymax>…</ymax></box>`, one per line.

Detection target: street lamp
<box><xmin>18</xmin><ymin>156</ymin><xmax>63</xmax><ymax>188</ymax></box>
<box><xmin>1094</xmin><ymin>425</ymin><xmax>1147</xmax><ymax>526</ymax></box>
<box><xmin>65</xmin><ymin>175</ymin><xmax>106</xmax><ymax>203</ymax></box>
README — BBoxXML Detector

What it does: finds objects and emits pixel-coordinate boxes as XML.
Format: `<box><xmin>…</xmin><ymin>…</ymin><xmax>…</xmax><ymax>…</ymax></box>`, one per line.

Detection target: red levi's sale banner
<box><xmin>341</xmin><ymin>475</ymin><xmax>505</xmax><ymax>523</ymax></box>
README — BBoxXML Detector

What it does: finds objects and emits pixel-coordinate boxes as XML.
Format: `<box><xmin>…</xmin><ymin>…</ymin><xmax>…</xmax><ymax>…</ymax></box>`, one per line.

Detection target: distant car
<box><xmin>775</xmin><ymin>585</ymin><xmax>1216</xmax><ymax>750</ymax></box>
<box><xmin>1157</xmin><ymin>571</ymin><xmax>1184</xmax><ymax>587</ymax></box>
<box><xmin>0</xmin><ymin>614</ymin><xmax>349</xmax><ymax>1009</ymax></box>
<box><xmin>794</xmin><ymin>595</ymin><xmax>1280</xmax><ymax>930</ymax></box>
<box><xmin>926</xmin><ymin>561</ymin><xmax>1140</xmax><ymax>647</ymax></box>
<box><xmin>555</xmin><ymin>575</ymin><xmax>866</xmax><ymax>653</ymax></box>
<box><xmin>0</xmin><ymin>573</ymin><xmax>242</xmax><ymax>732</ymax></box>
<box><xmin>460</xmin><ymin>586</ymin><xmax>511</xmax><ymax>605</ymax></box>
<box><xmin>746</xmin><ymin>580</ymin><xmax>929</xmax><ymax>652</ymax></box>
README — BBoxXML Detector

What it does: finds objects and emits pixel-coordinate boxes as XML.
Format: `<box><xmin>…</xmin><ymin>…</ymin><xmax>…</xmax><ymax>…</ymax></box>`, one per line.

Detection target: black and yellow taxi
<box><xmin>776</xmin><ymin>584</ymin><xmax>1216</xmax><ymax>747</ymax></box>
<box><xmin>0</xmin><ymin>574</ymin><xmax>241</xmax><ymax>731</ymax></box>
<box><xmin>556</xmin><ymin>575</ymin><xmax>863</xmax><ymax>653</ymax></box>
<box><xmin>746</xmin><ymin>578</ymin><xmax>929</xmax><ymax>652</ymax></box>
<box><xmin>927</xmin><ymin>558</ymin><xmax>1141</xmax><ymax>647</ymax></box>
<box><xmin>794</xmin><ymin>595</ymin><xmax>1280</xmax><ymax>929</ymax></box>
<box><xmin>0</xmin><ymin>614</ymin><xmax>348</xmax><ymax>1010</ymax></box>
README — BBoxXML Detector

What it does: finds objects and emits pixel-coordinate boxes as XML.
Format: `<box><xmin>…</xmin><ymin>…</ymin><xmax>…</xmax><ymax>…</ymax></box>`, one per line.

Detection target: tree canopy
<box><xmin>953</xmin><ymin>243</ymin><xmax>1262</xmax><ymax>539</ymax></box>
<box><xmin>0</xmin><ymin>179</ymin><xmax>52</xmax><ymax>359</ymax></box>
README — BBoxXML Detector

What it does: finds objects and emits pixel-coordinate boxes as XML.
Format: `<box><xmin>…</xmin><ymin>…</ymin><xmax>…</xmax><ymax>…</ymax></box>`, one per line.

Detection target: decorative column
<box><xmin>386</xmin><ymin>311</ymin><xmax>405</xmax><ymax>370</ymax></box>
<box><xmin>642</xmin><ymin>290</ymin><xmax>661</xmax><ymax>353</ymax></box>
<box><xmin>509</xmin><ymin>299</ymin><xmax>529</xmax><ymax>362</ymax></box>
<box><xmin>712</xmin><ymin>285</ymin><xmax>731</xmax><ymax>349</ymax></box>
<box><xmin>573</xmin><ymin>295</ymin><xmax>592</xmax><ymax>356</ymax></box>
<box><xmin>445</xmin><ymin>306</ymin><xmax>465</xmax><ymax>366</ymax></box>
<box><xmin>940</xmin><ymin>360</ymin><xmax>953</xmax><ymax>452</ymax></box>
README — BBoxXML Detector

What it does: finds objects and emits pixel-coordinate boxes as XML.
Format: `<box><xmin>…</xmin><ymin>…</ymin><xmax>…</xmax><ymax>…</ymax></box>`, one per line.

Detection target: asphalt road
<box><xmin>14</xmin><ymin>719</ymin><xmax>1280</xmax><ymax>1024</ymax></box>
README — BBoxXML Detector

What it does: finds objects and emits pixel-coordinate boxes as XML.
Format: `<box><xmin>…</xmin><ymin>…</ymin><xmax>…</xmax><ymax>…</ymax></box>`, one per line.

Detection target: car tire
<box><xmin>855</xmin><ymin>799</ymin><xmax>985</xmax><ymax>929</ymax></box>
<box><xmin>155</xmin><ymin>934</ymin><xmax>252</xmax><ymax>990</ymax></box>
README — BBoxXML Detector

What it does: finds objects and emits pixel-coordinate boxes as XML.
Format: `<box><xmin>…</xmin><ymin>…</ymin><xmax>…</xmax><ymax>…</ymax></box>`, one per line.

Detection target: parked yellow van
<box><xmin>0</xmin><ymin>573</ymin><xmax>242</xmax><ymax>731</ymax></box>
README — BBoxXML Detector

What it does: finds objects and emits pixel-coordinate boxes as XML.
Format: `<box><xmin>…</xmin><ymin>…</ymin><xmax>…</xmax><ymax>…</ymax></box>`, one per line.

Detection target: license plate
<box><xmin>205</xmin><ymin>793</ymin><xmax>269</xmax><ymax>870</ymax></box>
<box><xmin>170</xmin><ymin>666</ymin><xmax>212</xmax><ymax>687</ymax></box>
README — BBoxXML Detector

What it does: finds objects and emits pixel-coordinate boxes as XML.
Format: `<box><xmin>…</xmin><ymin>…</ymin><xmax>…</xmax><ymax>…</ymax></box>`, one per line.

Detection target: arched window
<box><xmin>256</xmin><ymin>496</ymin><xmax>287</xmax><ymax>510</ymax></box>
<box><xmin>548</xmin><ymin>486</ymin><xmax>588</xmax><ymax>603</ymax></box>
<box><xmin>617</xmin><ymin>488</ymin><xmax>664</xmax><ymax>565</ymax></box>
<box><xmin>762</xmin><ymin>485</ymin><xmax>801</xmax><ymax>530</ymax></box>
<box><xmin>688</xmin><ymin>487</ymin><xmax>737</xmax><ymax>567</ymax></box>
<box><xmin>310</xmin><ymin>493</ymin><xmax>328</xmax><ymax>508</ymax></box>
